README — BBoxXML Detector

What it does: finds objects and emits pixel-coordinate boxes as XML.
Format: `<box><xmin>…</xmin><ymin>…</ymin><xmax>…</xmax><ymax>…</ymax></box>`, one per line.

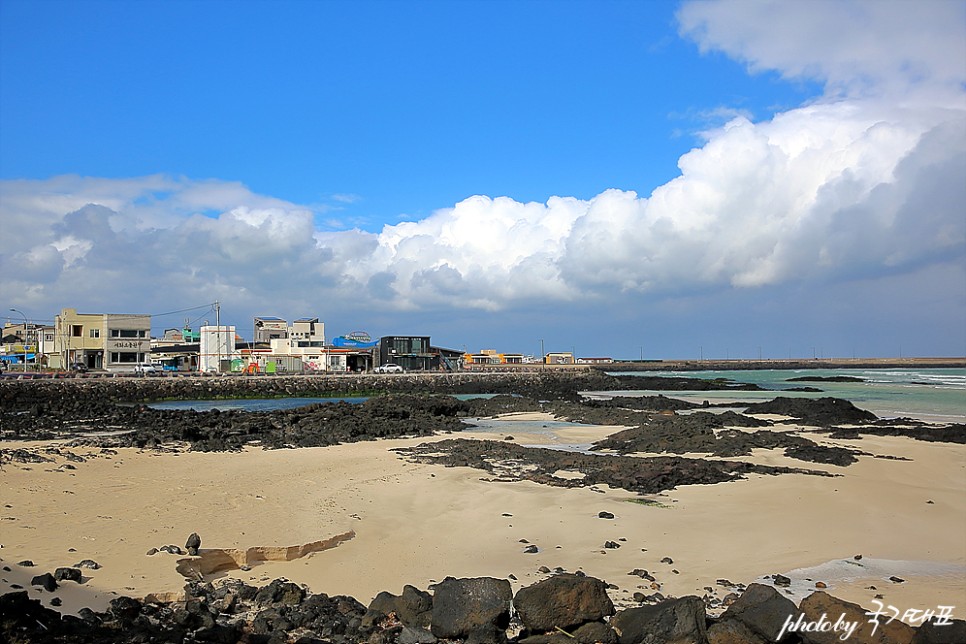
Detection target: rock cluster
<box><xmin>3</xmin><ymin>574</ymin><xmax>962</xmax><ymax>644</ymax></box>
<box><xmin>394</xmin><ymin>438</ymin><xmax>831</xmax><ymax>495</ymax></box>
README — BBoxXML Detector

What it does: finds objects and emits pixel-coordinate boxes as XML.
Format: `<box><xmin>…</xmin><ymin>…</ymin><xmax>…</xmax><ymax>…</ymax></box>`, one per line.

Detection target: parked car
<box><xmin>70</xmin><ymin>362</ymin><xmax>89</xmax><ymax>372</ymax></box>
<box><xmin>134</xmin><ymin>363</ymin><xmax>158</xmax><ymax>375</ymax></box>
<box><xmin>374</xmin><ymin>363</ymin><xmax>404</xmax><ymax>374</ymax></box>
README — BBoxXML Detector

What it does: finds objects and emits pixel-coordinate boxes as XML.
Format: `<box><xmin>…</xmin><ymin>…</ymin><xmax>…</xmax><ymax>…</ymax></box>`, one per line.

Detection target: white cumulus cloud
<box><xmin>0</xmin><ymin>0</ymin><xmax>963</xmax><ymax>355</ymax></box>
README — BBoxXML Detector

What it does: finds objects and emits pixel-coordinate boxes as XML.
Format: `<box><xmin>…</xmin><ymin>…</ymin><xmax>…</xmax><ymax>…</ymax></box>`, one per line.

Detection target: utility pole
<box><xmin>540</xmin><ymin>339</ymin><xmax>545</xmax><ymax>367</ymax></box>
<box><xmin>215</xmin><ymin>301</ymin><xmax>221</xmax><ymax>373</ymax></box>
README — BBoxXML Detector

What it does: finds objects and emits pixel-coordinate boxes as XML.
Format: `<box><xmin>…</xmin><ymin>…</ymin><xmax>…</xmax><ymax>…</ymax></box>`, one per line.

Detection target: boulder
<box><xmin>610</xmin><ymin>596</ymin><xmax>708</xmax><ymax>644</ymax></box>
<box><xmin>717</xmin><ymin>583</ymin><xmax>799</xmax><ymax>641</ymax></box>
<box><xmin>30</xmin><ymin>573</ymin><xmax>58</xmax><ymax>592</ymax></box>
<box><xmin>186</xmin><ymin>532</ymin><xmax>202</xmax><ymax>556</ymax></box>
<box><xmin>54</xmin><ymin>567</ymin><xmax>83</xmax><ymax>583</ymax></box>
<box><xmin>799</xmin><ymin>591</ymin><xmax>914</xmax><ymax>644</ymax></box>
<box><xmin>431</xmin><ymin>577</ymin><xmax>512</xmax><ymax>644</ymax></box>
<box><xmin>367</xmin><ymin>585</ymin><xmax>433</xmax><ymax>628</ymax></box>
<box><xmin>913</xmin><ymin>617</ymin><xmax>966</xmax><ymax>644</ymax></box>
<box><xmin>398</xmin><ymin>625</ymin><xmax>438</xmax><ymax>644</ymax></box>
<box><xmin>571</xmin><ymin>620</ymin><xmax>620</xmax><ymax>644</ymax></box>
<box><xmin>254</xmin><ymin>578</ymin><xmax>305</xmax><ymax>607</ymax></box>
<box><xmin>707</xmin><ymin>619</ymin><xmax>769</xmax><ymax>644</ymax></box>
<box><xmin>109</xmin><ymin>596</ymin><xmax>143</xmax><ymax>622</ymax></box>
<box><xmin>514</xmin><ymin>573</ymin><xmax>615</xmax><ymax>633</ymax></box>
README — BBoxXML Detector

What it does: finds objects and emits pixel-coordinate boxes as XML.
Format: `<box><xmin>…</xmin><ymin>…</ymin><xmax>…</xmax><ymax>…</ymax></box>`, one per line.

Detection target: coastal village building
<box><xmin>266</xmin><ymin>318</ymin><xmax>326</xmax><ymax>372</ymax></box>
<box><xmin>463</xmin><ymin>349</ymin><xmax>525</xmax><ymax>366</ymax></box>
<box><xmin>576</xmin><ymin>357</ymin><xmax>614</xmax><ymax>364</ymax></box>
<box><xmin>1</xmin><ymin>321</ymin><xmax>55</xmax><ymax>368</ymax></box>
<box><xmin>199</xmin><ymin>325</ymin><xmax>239</xmax><ymax>373</ymax></box>
<box><xmin>378</xmin><ymin>336</ymin><xmax>463</xmax><ymax>371</ymax></box>
<box><xmin>544</xmin><ymin>352</ymin><xmax>575</xmax><ymax>365</ymax></box>
<box><xmin>253</xmin><ymin>316</ymin><xmax>288</xmax><ymax>343</ymax></box>
<box><xmin>51</xmin><ymin>308</ymin><xmax>151</xmax><ymax>371</ymax></box>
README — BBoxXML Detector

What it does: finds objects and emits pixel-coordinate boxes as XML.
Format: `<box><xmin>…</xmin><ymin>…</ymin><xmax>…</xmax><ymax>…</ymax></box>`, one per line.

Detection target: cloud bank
<box><xmin>1</xmin><ymin>0</ymin><xmax>964</xmax><ymax>354</ymax></box>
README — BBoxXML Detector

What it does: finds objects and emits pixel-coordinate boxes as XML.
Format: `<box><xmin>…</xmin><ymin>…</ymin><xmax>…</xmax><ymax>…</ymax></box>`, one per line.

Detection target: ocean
<box><xmin>147</xmin><ymin>368</ymin><xmax>965</xmax><ymax>423</ymax></box>
<box><xmin>603</xmin><ymin>367</ymin><xmax>966</xmax><ymax>423</ymax></box>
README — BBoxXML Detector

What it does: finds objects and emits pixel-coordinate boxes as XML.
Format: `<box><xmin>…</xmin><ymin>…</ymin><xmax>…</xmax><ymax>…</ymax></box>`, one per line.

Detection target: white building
<box><xmin>199</xmin><ymin>325</ymin><xmax>238</xmax><ymax>373</ymax></box>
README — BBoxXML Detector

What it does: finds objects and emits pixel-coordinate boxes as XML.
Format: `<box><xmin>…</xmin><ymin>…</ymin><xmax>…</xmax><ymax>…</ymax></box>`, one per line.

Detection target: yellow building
<box><xmin>52</xmin><ymin>308</ymin><xmax>151</xmax><ymax>371</ymax></box>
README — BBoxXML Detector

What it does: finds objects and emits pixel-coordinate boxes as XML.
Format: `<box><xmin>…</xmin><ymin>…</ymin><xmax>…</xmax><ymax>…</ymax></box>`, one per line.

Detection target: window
<box><xmin>110</xmin><ymin>352</ymin><xmax>140</xmax><ymax>363</ymax></box>
<box><xmin>110</xmin><ymin>329</ymin><xmax>147</xmax><ymax>339</ymax></box>
<box><xmin>72</xmin><ymin>325</ymin><xmax>83</xmax><ymax>337</ymax></box>
<box><xmin>89</xmin><ymin>329</ymin><xmax>100</xmax><ymax>339</ymax></box>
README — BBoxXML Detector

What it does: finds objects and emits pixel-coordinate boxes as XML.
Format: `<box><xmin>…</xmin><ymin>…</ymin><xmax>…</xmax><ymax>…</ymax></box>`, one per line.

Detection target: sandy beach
<box><xmin>2</xmin><ymin>410</ymin><xmax>964</xmax><ymax>623</ymax></box>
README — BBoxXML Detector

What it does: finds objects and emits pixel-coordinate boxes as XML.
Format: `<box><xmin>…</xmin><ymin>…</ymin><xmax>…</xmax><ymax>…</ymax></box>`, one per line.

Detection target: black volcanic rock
<box><xmin>431</xmin><ymin>577</ymin><xmax>512</xmax><ymax>643</ymax></box>
<box><xmin>514</xmin><ymin>573</ymin><xmax>615</xmax><ymax>633</ymax></box>
<box><xmin>743</xmin><ymin>397</ymin><xmax>877</xmax><ymax>425</ymax></box>
<box><xmin>611</xmin><ymin>596</ymin><xmax>708</xmax><ymax>644</ymax></box>
<box><xmin>786</xmin><ymin>375</ymin><xmax>864</xmax><ymax>383</ymax></box>
<box><xmin>716</xmin><ymin>582</ymin><xmax>800</xmax><ymax>642</ymax></box>
<box><xmin>30</xmin><ymin>572</ymin><xmax>57</xmax><ymax>592</ymax></box>
<box><xmin>395</xmin><ymin>438</ymin><xmax>831</xmax><ymax>495</ymax></box>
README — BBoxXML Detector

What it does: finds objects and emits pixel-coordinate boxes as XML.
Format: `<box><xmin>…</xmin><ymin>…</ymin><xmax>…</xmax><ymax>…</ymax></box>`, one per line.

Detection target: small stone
<box><xmin>889</xmin><ymin>575</ymin><xmax>905</xmax><ymax>583</ymax></box>
<box><xmin>17</xmin><ymin>560</ymin><xmax>35</xmax><ymax>567</ymax></box>
<box><xmin>524</xmin><ymin>544</ymin><xmax>539</xmax><ymax>554</ymax></box>
<box><xmin>185</xmin><ymin>532</ymin><xmax>201</xmax><ymax>556</ymax></box>
<box><xmin>54</xmin><ymin>567</ymin><xmax>82</xmax><ymax>583</ymax></box>
<box><xmin>31</xmin><ymin>573</ymin><xmax>58</xmax><ymax>592</ymax></box>
<box><xmin>660</xmin><ymin>557</ymin><xmax>673</xmax><ymax>564</ymax></box>
<box><xmin>815</xmin><ymin>581</ymin><xmax>828</xmax><ymax>589</ymax></box>
<box><xmin>773</xmin><ymin>574</ymin><xmax>792</xmax><ymax>587</ymax></box>
<box><xmin>598</xmin><ymin>511</ymin><xmax>615</xmax><ymax>519</ymax></box>
<box><xmin>50</xmin><ymin>597</ymin><xmax>62</xmax><ymax>607</ymax></box>
<box><xmin>146</xmin><ymin>548</ymin><xmax>158</xmax><ymax>556</ymax></box>
<box><xmin>74</xmin><ymin>560</ymin><xmax>100</xmax><ymax>570</ymax></box>
<box><xmin>853</xmin><ymin>554</ymin><xmax>863</xmax><ymax>560</ymax></box>
<box><xmin>603</xmin><ymin>541</ymin><xmax>621</xmax><ymax>549</ymax></box>
<box><xmin>538</xmin><ymin>566</ymin><xmax>551</xmax><ymax>573</ymax></box>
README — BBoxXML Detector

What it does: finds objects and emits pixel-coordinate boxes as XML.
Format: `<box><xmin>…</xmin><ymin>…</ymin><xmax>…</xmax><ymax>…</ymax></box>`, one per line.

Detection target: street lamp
<box><xmin>10</xmin><ymin>308</ymin><xmax>28</xmax><ymax>372</ymax></box>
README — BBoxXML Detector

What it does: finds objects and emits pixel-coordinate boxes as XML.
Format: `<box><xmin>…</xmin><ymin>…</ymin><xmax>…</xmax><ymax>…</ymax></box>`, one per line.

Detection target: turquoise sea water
<box><xmin>146</xmin><ymin>368</ymin><xmax>965</xmax><ymax>423</ymax></box>
<box><xmin>603</xmin><ymin>368</ymin><xmax>966</xmax><ymax>423</ymax></box>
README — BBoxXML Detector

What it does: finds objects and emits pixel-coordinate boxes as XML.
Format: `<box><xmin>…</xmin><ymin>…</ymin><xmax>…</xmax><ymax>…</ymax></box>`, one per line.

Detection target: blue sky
<box><xmin>1</xmin><ymin>0</ymin><xmax>964</xmax><ymax>359</ymax></box>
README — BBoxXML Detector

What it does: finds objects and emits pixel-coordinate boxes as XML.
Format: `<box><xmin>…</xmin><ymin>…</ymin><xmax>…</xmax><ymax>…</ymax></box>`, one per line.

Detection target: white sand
<box><xmin>1</xmin><ymin>414</ymin><xmax>963</xmax><ymax>622</ymax></box>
